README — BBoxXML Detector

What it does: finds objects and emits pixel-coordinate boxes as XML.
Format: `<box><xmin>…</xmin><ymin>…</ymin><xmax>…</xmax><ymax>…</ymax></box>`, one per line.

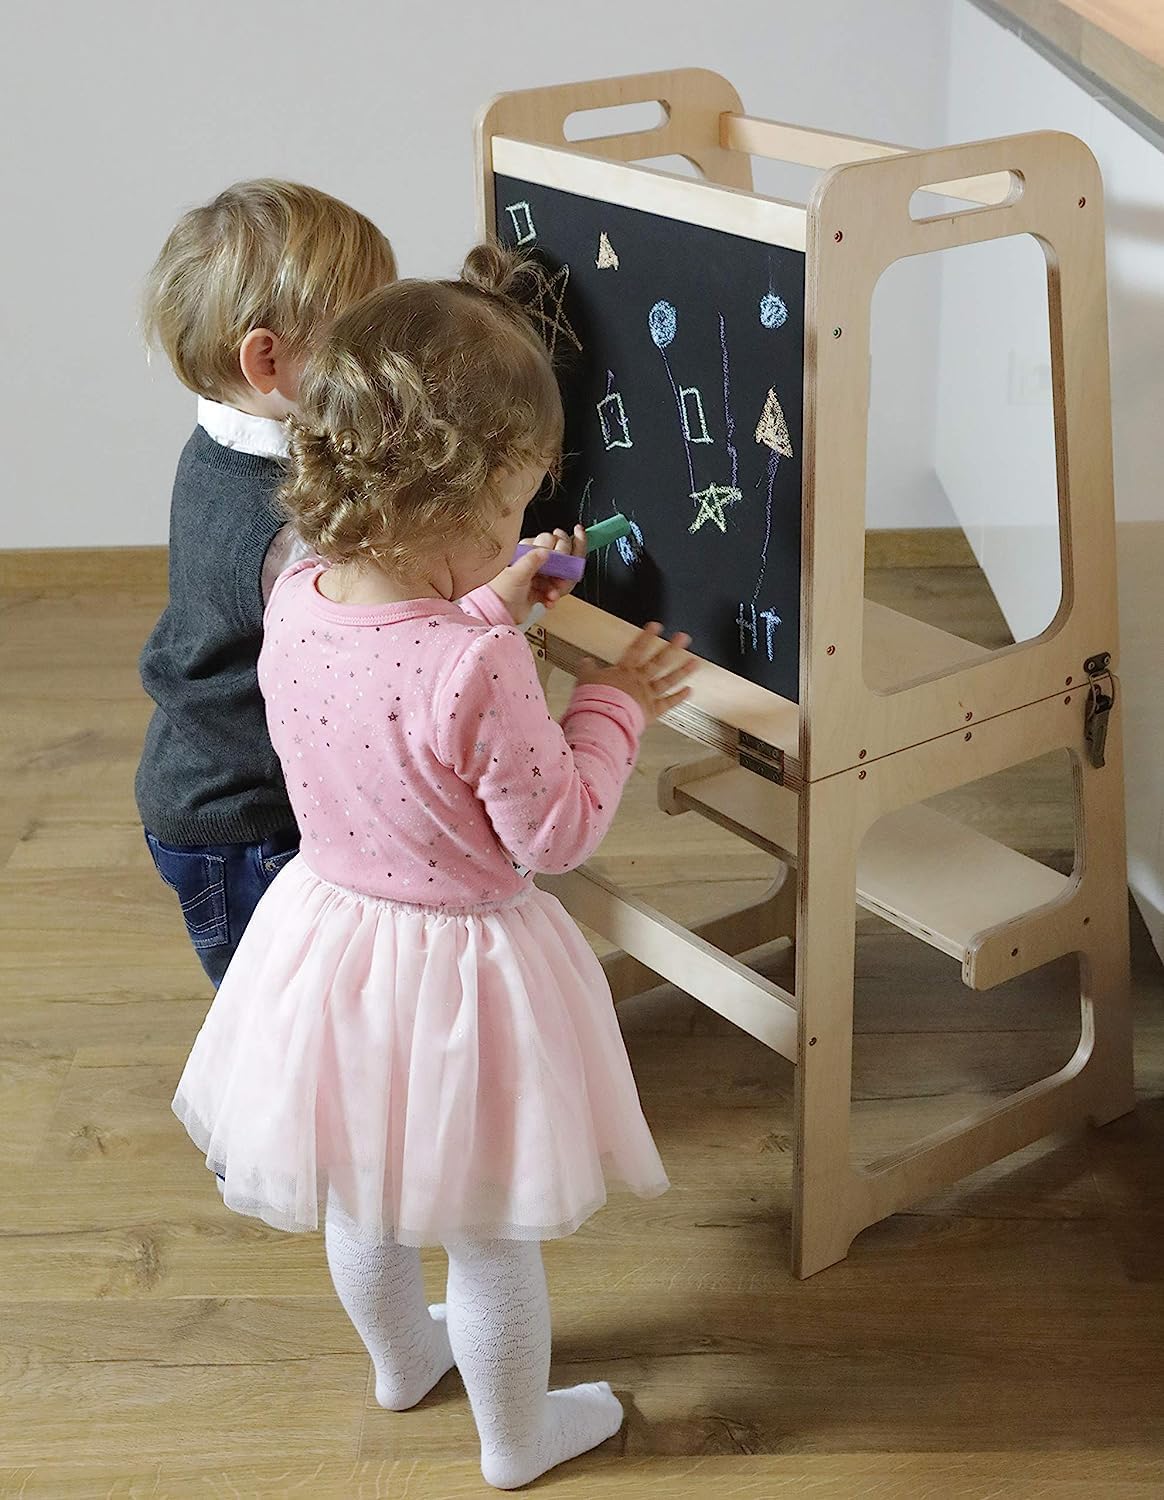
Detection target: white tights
<box><xmin>324</xmin><ymin>1202</ymin><xmax>623</xmax><ymax>1490</ymax></box>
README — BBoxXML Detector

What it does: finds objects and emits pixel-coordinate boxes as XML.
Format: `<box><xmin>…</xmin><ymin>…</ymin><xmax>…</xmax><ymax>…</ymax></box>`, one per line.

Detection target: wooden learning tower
<box><xmin>477</xmin><ymin>70</ymin><xmax>1134</xmax><ymax>1277</ymax></box>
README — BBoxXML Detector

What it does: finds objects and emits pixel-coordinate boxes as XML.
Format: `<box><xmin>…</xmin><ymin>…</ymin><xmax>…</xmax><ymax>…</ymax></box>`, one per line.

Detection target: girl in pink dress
<box><xmin>172</xmin><ymin>244</ymin><xmax>695</xmax><ymax>1489</ymax></box>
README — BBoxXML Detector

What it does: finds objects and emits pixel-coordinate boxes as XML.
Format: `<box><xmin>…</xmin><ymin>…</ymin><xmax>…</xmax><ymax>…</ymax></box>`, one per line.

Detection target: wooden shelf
<box><xmin>540</xmin><ymin>598</ymin><xmax>993</xmax><ymax>785</ymax></box>
<box><xmin>535</xmin><ymin>596</ymin><xmax>801</xmax><ymax>786</ymax></box>
<box><xmin>669</xmin><ymin>765</ymin><xmax>1071</xmax><ymax>969</ymax></box>
<box><xmin>863</xmin><ymin>600</ymin><xmax>989</xmax><ymax>689</ymax></box>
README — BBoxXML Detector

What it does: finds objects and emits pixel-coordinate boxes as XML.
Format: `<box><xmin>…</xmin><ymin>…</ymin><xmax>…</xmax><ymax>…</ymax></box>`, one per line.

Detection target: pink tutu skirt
<box><xmin>172</xmin><ymin>858</ymin><xmax>668</xmax><ymax>1242</ymax></box>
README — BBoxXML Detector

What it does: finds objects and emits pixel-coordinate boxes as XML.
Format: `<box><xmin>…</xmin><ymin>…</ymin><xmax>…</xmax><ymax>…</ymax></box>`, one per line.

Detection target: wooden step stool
<box><xmin>477</xmin><ymin>69</ymin><xmax>1135</xmax><ymax>1277</ymax></box>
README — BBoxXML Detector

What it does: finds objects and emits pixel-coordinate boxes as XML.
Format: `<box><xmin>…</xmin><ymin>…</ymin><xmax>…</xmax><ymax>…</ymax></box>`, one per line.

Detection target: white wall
<box><xmin>0</xmin><ymin>0</ymin><xmax>955</xmax><ymax>549</ymax></box>
<box><xmin>939</xmin><ymin>0</ymin><xmax>1164</xmax><ymax>958</ymax></box>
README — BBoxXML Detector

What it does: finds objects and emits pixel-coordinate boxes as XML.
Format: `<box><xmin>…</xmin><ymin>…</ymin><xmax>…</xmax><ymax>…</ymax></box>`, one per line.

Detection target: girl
<box><xmin>172</xmin><ymin>244</ymin><xmax>695</xmax><ymax>1490</ymax></box>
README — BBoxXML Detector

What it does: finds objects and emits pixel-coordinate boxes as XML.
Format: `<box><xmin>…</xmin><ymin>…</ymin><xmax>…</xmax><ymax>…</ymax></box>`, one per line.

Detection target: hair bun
<box><xmin>460</xmin><ymin>242</ymin><xmax>545</xmax><ymax>316</ymax></box>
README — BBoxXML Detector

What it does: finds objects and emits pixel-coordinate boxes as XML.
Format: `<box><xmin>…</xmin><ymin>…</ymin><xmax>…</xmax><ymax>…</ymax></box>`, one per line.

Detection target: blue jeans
<box><xmin>144</xmin><ymin>829</ymin><xmax>299</xmax><ymax>988</ymax></box>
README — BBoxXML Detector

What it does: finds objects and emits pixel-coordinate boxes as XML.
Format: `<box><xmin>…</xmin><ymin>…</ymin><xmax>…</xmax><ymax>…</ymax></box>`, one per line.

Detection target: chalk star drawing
<box><xmin>689</xmin><ymin>483</ymin><xmax>741</xmax><ymax>534</ymax></box>
<box><xmin>596</xmin><ymin>231</ymin><xmax>619</xmax><ymax>269</ymax></box>
<box><xmin>680</xmin><ymin>386</ymin><xmax>712</xmax><ymax>443</ymax></box>
<box><xmin>597</xmin><ymin>392</ymin><xmax>632</xmax><ymax>449</ymax></box>
<box><xmin>759</xmin><ymin>291</ymin><xmax>788</xmax><ymax>329</ymax></box>
<box><xmin>533</xmin><ymin>264</ymin><xmax>581</xmax><ymax>358</ymax></box>
<box><xmin>754</xmin><ymin>387</ymin><xmax>794</xmax><ymax>458</ymax></box>
<box><xmin>504</xmin><ymin>201</ymin><xmax>536</xmax><ymax>245</ymax></box>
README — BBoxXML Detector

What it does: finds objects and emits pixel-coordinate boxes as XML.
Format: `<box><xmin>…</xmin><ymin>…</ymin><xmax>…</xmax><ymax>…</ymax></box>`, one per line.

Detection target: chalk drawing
<box><xmin>755</xmin><ymin>387</ymin><xmax>794</xmax><ymax>457</ymax></box>
<box><xmin>759</xmin><ymin>292</ymin><xmax>788</xmax><ymax>329</ymax></box>
<box><xmin>719</xmin><ymin>315</ymin><xmax>738</xmax><ymax>491</ymax></box>
<box><xmin>596</xmin><ymin>231</ymin><xmax>619</xmax><ymax>269</ymax></box>
<box><xmin>689</xmin><ymin>484</ymin><xmax>741</xmax><ymax>534</ymax></box>
<box><xmin>534</xmin><ymin>264</ymin><xmax>582</xmax><ymax>358</ymax></box>
<box><xmin>648</xmin><ymin>300</ymin><xmax>677</xmax><ymax>349</ymax></box>
<box><xmin>737</xmin><ymin>602</ymin><xmax>758</xmax><ymax>655</ymax></box>
<box><xmin>680</xmin><ymin>386</ymin><xmax>712</xmax><ymax>444</ymax></box>
<box><xmin>738</xmin><ymin>602</ymin><xmax>783</xmax><ymax>660</ymax></box>
<box><xmin>648</xmin><ymin>299</ymin><xmax>695</xmax><ymax>497</ymax></box>
<box><xmin>597</xmin><ymin>392</ymin><xmax>633</xmax><ymax>450</ymax></box>
<box><xmin>614</xmin><ymin>518</ymin><xmax>645</xmax><ymax>566</ymax></box>
<box><xmin>760</xmin><ymin>609</ymin><xmax>781</xmax><ymax>659</ymax></box>
<box><xmin>505</xmin><ymin>201</ymin><xmax>536</xmax><ymax>245</ymax></box>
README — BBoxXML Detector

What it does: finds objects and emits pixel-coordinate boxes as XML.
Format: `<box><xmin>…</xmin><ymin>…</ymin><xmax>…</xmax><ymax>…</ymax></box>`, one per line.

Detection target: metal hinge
<box><xmin>1083</xmin><ymin>652</ymin><xmax>1114</xmax><ymax>769</ymax></box>
<box><xmin>738</xmin><ymin>731</ymin><xmax>785</xmax><ymax>785</ymax></box>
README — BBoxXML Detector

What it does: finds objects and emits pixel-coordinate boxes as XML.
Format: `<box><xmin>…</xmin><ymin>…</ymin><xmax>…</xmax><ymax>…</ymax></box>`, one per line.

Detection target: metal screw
<box><xmin>1083</xmin><ymin>916</ymin><xmax>1091</xmax><ymax>926</ymax></box>
<box><xmin>964</xmin><ymin>711</ymin><xmax>973</xmax><ymax>722</ymax></box>
<box><xmin>1078</xmin><ymin>196</ymin><xmax>1086</xmax><ymax>208</ymax></box>
<box><xmin>1065</xmin><ymin>695</ymin><xmax>1072</xmax><ymax>704</ymax></box>
<box><xmin>964</xmin><ymin>731</ymin><xmax>973</xmax><ymax>741</ymax></box>
<box><xmin>832</xmin><ymin>326</ymin><xmax>843</xmax><ymax>338</ymax></box>
<box><xmin>858</xmin><ymin>748</ymin><xmax>867</xmax><ymax>759</ymax></box>
<box><xmin>834</xmin><ymin>230</ymin><xmax>844</xmax><ymax>242</ymax></box>
<box><xmin>809</xmin><ymin>1036</ymin><xmax>818</xmax><ymax>1046</ymax></box>
<box><xmin>1066</xmin><ymin>676</ymin><xmax>1073</xmax><ymax>686</ymax></box>
<box><xmin>826</xmin><ymin>644</ymin><xmax>836</xmax><ymax>655</ymax></box>
<box><xmin>858</xmin><ymin>769</ymin><xmax>867</xmax><ymax>780</ymax></box>
<box><xmin>1011</xmin><ymin>947</ymin><xmax>1019</xmax><ymax>957</ymax></box>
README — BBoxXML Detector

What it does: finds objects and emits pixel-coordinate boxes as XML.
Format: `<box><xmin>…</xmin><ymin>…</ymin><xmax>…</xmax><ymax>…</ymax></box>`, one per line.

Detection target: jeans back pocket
<box><xmin>145</xmin><ymin>835</ymin><xmax>229</xmax><ymax>952</ymax></box>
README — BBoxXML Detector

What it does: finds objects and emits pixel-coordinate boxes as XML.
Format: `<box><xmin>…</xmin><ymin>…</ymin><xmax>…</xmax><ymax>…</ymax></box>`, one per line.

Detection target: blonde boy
<box><xmin>137</xmin><ymin>181</ymin><xmax>397</xmax><ymax>985</ymax></box>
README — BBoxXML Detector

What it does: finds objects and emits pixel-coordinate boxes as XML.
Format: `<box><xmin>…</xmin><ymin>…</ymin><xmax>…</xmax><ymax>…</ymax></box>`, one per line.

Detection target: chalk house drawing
<box><xmin>505</xmin><ymin>201</ymin><xmax>536</xmax><ymax>245</ymax></box>
<box><xmin>755</xmin><ymin>387</ymin><xmax>794</xmax><ymax>458</ymax></box>
<box><xmin>597</xmin><ymin>392</ymin><xmax>633</xmax><ymax>450</ymax></box>
<box><xmin>596</xmin><ymin>231</ymin><xmax>619</xmax><ymax>269</ymax></box>
<box><xmin>689</xmin><ymin>483</ymin><xmax>741</xmax><ymax>534</ymax></box>
<box><xmin>680</xmin><ymin>386</ymin><xmax>712</xmax><ymax>444</ymax></box>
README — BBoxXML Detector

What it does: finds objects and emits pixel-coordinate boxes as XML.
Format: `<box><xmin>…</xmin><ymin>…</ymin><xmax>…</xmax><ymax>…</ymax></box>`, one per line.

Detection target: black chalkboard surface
<box><xmin>496</xmin><ymin>172</ymin><xmax>805</xmax><ymax>703</ymax></box>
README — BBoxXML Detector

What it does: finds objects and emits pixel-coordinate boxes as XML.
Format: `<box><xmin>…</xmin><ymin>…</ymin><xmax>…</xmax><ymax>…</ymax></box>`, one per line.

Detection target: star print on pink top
<box><xmin>259</xmin><ymin>561</ymin><xmax>644</xmax><ymax>905</ymax></box>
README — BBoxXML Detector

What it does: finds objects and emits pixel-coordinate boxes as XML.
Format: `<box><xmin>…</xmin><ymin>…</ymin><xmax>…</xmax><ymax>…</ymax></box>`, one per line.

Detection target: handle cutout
<box><xmin>631</xmin><ymin>153</ymin><xmax>704</xmax><ymax>179</ymax></box>
<box><xmin>564</xmin><ymin>99</ymin><xmax>669</xmax><ymax>142</ymax></box>
<box><xmin>909</xmin><ymin>170</ymin><xmax>1023</xmax><ymax>222</ymax></box>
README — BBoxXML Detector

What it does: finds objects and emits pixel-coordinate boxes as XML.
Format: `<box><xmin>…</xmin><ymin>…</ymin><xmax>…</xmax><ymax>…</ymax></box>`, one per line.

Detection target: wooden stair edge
<box><xmin>668</xmin><ymin>765</ymin><xmax>1072</xmax><ymax>968</ymax></box>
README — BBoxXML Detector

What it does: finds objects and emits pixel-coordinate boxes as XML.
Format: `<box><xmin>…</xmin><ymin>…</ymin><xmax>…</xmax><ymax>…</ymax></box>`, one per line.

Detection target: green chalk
<box><xmin>584</xmin><ymin>513</ymin><xmax>632</xmax><ymax>552</ymax></box>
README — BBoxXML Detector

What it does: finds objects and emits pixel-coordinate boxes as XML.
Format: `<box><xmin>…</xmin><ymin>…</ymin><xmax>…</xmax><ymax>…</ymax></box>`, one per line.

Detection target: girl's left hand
<box><xmin>489</xmin><ymin>527</ymin><xmax>586</xmax><ymax>623</ymax></box>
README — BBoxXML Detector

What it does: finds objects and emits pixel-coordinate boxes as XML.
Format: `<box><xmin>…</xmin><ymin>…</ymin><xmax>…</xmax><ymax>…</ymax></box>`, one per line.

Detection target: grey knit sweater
<box><xmin>135</xmin><ymin>426</ymin><xmax>297</xmax><ymax>845</ymax></box>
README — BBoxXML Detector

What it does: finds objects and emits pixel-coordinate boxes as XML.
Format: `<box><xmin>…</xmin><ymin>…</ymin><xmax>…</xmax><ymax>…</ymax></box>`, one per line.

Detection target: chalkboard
<box><xmin>495</xmin><ymin>172</ymin><xmax>805</xmax><ymax>703</ymax></box>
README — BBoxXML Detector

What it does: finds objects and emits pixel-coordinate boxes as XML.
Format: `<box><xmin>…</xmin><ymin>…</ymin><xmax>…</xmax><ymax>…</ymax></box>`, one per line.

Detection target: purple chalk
<box><xmin>510</xmin><ymin>544</ymin><xmax>586</xmax><ymax>582</ymax></box>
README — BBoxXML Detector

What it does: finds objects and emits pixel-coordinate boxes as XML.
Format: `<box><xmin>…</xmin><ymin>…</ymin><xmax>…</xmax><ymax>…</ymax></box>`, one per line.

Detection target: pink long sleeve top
<box><xmin>258</xmin><ymin>561</ymin><xmax>644</xmax><ymax>906</ymax></box>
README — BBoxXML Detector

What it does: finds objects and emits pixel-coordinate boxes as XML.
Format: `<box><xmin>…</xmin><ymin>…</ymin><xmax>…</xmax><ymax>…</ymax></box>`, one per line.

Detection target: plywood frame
<box><xmin>476</xmin><ymin>69</ymin><xmax>1133</xmax><ymax>1277</ymax></box>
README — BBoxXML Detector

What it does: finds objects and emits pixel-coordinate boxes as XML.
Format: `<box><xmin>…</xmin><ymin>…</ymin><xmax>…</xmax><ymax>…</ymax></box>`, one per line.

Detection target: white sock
<box><xmin>444</xmin><ymin>1237</ymin><xmax>624</xmax><ymax>1490</ymax></box>
<box><xmin>324</xmin><ymin>1200</ymin><xmax>455</xmax><ymax>1411</ymax></box>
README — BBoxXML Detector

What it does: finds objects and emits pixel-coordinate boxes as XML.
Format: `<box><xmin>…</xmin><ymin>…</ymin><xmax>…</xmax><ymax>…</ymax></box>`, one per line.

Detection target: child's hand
<box><xmin>576</xmin><ymin>623</ymin><xmax>696</xmax><ymax>724</ymax></box>
<box><xmin>488</xmin><ymin>526</ymin><xmax>586</xmax><ymax>624</ymax></box>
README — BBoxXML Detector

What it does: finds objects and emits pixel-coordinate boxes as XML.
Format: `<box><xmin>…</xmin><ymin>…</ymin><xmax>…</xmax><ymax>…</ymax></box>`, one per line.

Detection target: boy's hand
<box><xmin>576</xmin><ymin>623</ymin><xmax>696</xmax><ymax>724</ymax></box>
<box><xmin>489</xmin><ymin>526</ymin><xmax>587</xmax><ymax>624</ymax></box>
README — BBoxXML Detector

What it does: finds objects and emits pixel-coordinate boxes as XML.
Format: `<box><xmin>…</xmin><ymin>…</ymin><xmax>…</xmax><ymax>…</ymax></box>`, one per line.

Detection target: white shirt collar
<box><xmin>197</xmin><ymin>397</ymin><xmax>289</xmax><ymax>459</ymax></box>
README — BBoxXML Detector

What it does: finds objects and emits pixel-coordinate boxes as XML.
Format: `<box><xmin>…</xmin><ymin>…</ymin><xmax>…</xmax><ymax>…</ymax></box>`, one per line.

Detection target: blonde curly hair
<box><xmin>281</xmin><ymin>244</ymin><xmax>565</xmax><ymax>577</ymax></box>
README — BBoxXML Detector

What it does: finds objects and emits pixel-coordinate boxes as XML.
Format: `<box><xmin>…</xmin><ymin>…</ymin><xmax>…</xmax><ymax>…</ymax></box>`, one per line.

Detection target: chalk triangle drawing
<box><xmin>596</xmin><ymin>231</ymin><xmax>619</xmax><ymax>269</ymax></box>
<box><xmin>754</xmin><ymin>387</ymin><xmax>793</xmax><ymax>458</ymax></box>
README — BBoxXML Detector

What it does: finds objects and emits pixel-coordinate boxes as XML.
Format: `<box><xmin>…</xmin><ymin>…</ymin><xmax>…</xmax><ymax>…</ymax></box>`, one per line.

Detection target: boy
<box><xmin>137</xmin><ymin>180</ymin><xmax>398</xmax><ymax>985</ymax></box>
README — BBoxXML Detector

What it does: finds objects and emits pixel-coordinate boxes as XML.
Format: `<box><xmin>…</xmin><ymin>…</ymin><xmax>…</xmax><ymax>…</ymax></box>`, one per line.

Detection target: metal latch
<box><xmin>1083</xmin><ymin>652</ymin><xmax>1114</xmax><ymax>769</ymax></box>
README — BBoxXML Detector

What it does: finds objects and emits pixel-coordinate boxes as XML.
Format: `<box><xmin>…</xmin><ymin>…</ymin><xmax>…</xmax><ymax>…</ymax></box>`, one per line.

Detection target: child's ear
<box><xmin>239</xmin><ymin>328</ymin><xmax>282</xmax><ymax>396</ymax></box>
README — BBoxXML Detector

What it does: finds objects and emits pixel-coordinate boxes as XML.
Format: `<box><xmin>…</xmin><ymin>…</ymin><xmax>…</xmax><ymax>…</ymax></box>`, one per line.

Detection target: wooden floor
<box><xmin>2</xmin><ymin>564</ymin><xmax>1162</xmax><ymax>1498</ymax></box>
